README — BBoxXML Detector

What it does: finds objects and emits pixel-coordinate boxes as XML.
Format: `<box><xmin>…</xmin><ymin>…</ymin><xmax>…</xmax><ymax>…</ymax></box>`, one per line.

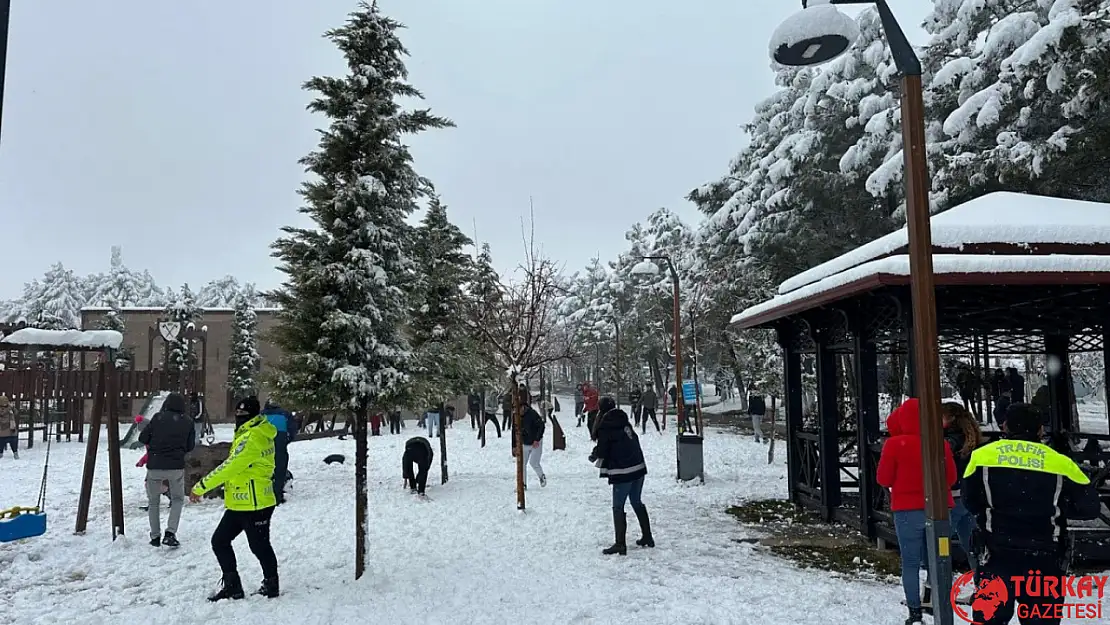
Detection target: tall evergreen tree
<box><xmin>29</xmin><ymin>263</ymin><xmax>84</xmax><ymax>329</ymax></box>
<box><xmin>403</xmin><ymin>196</ymin><xmax>479</xmax><ymax>408</ymax></box>
<box><xmin>267</xmin><ymin>1</ymin><xmax>453</xmax><ymax>417</ymax></box>
<box><xmin>227</xmin><ymin>295</ymin><xmax>260</xmax><ymax>400</ymax></box>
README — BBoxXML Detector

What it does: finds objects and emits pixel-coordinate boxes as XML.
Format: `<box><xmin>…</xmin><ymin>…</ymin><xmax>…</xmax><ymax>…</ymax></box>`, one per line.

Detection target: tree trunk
<box><xmin>725</xmin><ymin>332</ymin><xmax>749</xmax><ymax>412</ymax></box>
<box><xmin>439</xmin><ymin>401</ymin><xmax>448</xmax><ymax>484</ymax></box>
<box><xmin>354</xmin><ymin>403</ymin><xmax>368</xmax><ymax>580</ymax></box>
<box><xmin>512</xmin><ymin>373</ymin><xmax>525</xmax><ymax>510</ymax></box>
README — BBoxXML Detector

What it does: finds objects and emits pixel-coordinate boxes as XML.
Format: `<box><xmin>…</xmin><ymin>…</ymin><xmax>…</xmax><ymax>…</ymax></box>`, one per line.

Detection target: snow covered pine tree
<box><xmin>227</xmin><ymin>295</ymin><xmax>259</xmax><ymax>401</ymax></box>
<box><xmin>265</xmin><ymin>0</ymin><xmax>452</xmax><ymax>580</ymax></box>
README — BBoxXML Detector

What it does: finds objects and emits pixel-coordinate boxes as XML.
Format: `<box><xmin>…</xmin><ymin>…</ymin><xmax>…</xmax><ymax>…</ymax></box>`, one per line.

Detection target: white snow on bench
<box><xmin>0</xmin><ymin>328</ymin><xmax>124</xmax><ymax>350</ymax></box>
<box><xmin>778</xmin><ymin>192</ymin><xmax>1110</xmax><ymax>296</ymax></box>
<box><xmin>734</xmin><ymin>254</ymin><xmax>1110</xmax><ymax>326</ymax></box>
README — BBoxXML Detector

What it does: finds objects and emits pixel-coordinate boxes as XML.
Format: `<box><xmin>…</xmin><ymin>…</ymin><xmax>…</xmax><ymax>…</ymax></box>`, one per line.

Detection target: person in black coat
<box><xmin>628</xmin><ymin>384</ymin><xmax>643</xmax><ymax>427</ymax></box>
<box><xmin>520</xmin><ymin>401</ymin><xmax>547</xmax><ymax>488</ymax></box>
<box><xmin>467</xmin><ymin>392</ymin><xmax>482</xmax><ymax>429</ymax></box>
<box><xmin>138</xmin><ymin>391</ymin><xmax>196</xmax><ymax>548</ymax></box>
<box><xmin>589</xmin><ymin>396</ymin><xmax>653</xmax><ymax>555</ymax></box>
<box><xmin>402</xmin><ymin>436</ymin><xmax>434</xmax><ymax>496</ymax></box>
<box><xmin>747</xmin><ymin>394</ymin><xmax>767</xmax><ymax>443</ymax></box>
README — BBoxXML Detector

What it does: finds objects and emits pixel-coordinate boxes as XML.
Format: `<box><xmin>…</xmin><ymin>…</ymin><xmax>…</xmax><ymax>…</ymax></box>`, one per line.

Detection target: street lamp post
<box><xmin>0</xmin><ymin>0</ymin><xmax>9</xmax><ymax>145</ymax></box>
<box><xmin>610</xmin><ymin>315</ymin><xmax>621</xmax><ymax>409</ymax></box>
<box><xmin>770</xmin><ymin>2</ymin><xmax>952</xmax><ymax>623</ymax></box>
<box><xmin>635</xmin><ymin>255</ymin><xmax>684</xmax><ymax>433</ymax></box>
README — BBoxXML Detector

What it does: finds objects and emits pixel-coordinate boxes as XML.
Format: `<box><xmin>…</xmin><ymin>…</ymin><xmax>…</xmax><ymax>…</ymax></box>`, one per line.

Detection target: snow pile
<box><xmin>778</xmin><ymin>192</ymin><xmax>1110</xmax><ymax>295</ymax></box>
<box><xmin>0</xmin><ymin>400</ymin><xmax>906</xmax><ymax>625</ymax></box>
<box><xmin>0</xmin><ymin>328</ymin><xmax>123</xmax><ymax>350</ymax></box>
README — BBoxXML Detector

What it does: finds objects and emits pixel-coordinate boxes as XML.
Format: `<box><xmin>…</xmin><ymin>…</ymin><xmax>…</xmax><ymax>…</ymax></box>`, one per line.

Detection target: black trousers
<box><xmin>402</xmin><ymin>448</ymin><xmax>432</xmax><ymax>494</ymax></box>
<box><xmin>389</xmin><ymin>415</ymin><xmax>401</xmax><ymax>434</ymax></box>
<box><xmin>976</xmin><ymin>548</ymin><xmax>1065</xmax><ymax>625</ymax></box>
<box><xmin>641</xmin><ymin>408</ymin><xmax>660</xmax><ymax>433</ymax></box>
<box><xmin>480</xmin><ymin>411</ymin><xmax>502</xmax><ymax>438</ymax></box>
<box><xmin>631</xmin><ymin>404</ymin><xmax>642</xmax><ymax>425</ymax></box>
<box><xmin>211</xmin><ymin>507</ymin><xmax>278</xmax><ymax>581</ymax></box>
<box><xmin>272</xmin><ymin>433</ymin><xmax>289</xmax><ymax>502</ymax></box>
<box><xmin>501</xmin><ymin>409</ymin><xmax>512</xmax><ymax>431</ymax></box>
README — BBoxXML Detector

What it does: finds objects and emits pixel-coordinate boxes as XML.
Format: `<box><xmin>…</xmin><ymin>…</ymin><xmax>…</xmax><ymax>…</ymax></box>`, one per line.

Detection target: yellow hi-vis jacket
<box><xmin>192</xmin><ymin>415</ymin><xmax>277</xmax><ymax>511</ymax></box>
<box><xmin>963</xmin><ymin>439</ymin><xmax>1089</xmax><ymax>484</ymax></box>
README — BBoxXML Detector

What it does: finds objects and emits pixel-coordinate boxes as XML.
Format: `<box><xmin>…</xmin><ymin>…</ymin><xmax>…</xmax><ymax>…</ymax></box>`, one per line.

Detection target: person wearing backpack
<box><xmin>191</xmin><ymin>396</ymin><xmax>280</xmax><ymax>601</ymax></box>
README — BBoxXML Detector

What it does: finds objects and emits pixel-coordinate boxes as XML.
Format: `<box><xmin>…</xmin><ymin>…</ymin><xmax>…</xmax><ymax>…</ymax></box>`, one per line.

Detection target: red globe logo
<box><xmin>952</xmin><ymin>571</ymin><xmax>1010</xmax><ymax>624</ymax></box>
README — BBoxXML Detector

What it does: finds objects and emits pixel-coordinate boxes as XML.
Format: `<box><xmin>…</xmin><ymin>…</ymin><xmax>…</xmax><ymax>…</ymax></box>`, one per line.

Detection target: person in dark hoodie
<box><xmin>191</xmin><ymin>396</ymin><xmax>280</xmax><ymax>601</ymax></box>
<box><xmin>138</xmin><ymin>391</ymin><xmax>195</xmax><ymax>548</ymax></box>
<box><xmin>640</xmin><ymin>384</ymin><xmax>660</xmax><ymax>434</ymax></box>
<box><xmin>262</xmin><ymin>400</ymin><xmax>296</xmax><ymax>505</ymax></box>
<box><xmin>590</xmin><ymin>396</ymin><xmax>652</xmax><ymax>555</ymax></box>
<box><xmin>402</xmin><ymin>436</ymin><xmax>434</xmax><ymax>496</ymax></box>
<box><xmin>520</xmin><ymin>395</ymin><xmax>547</xmax><ymax>488</ymax></box>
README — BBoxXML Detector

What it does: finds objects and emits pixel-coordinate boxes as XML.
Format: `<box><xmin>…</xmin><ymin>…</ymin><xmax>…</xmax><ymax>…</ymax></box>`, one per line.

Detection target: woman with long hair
<box><xmin>942</xmin><ymin>402</ymin><xmax>983</xmax><ymax>573</ymax></box>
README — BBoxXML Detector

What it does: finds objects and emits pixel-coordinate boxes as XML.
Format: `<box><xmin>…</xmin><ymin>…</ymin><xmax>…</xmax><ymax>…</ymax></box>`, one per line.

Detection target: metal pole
<box><xmin>613</xmin><ymin>317</ymin><xmax>621</xmax><ymax>409</ymax></box>
<box><xmin>670</xmin><ymin>259</ymin><xmax>685</xmax><ymax>435</ymax></box>
<box><xmin>872</xmin><ymin>0</ymin><xmax>952</xmax><ymax>621</ymax></box>
<box><xmin>0</xmin><ymin>0</ymin><xmax>9</xmax><ymax>145</ymax></box>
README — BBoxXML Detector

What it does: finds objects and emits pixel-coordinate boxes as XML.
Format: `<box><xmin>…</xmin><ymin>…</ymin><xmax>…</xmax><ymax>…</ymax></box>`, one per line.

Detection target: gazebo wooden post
<box><xmin>1044</xmin><ymin>334</ymin><xmax>1073</xmax><ymax>436</ymax></box>
<box><xmin>983</xmin><ymin>335</ymin><xmax>993</xmax><ymax>426</ymax></box>
<box><xmin>75</xmin><ymin>360</ymin><xmax>107</xmax><ymax>535</ymax></box>
<box><xmin>971</xmin><ymin>334</ymin><xmax>982</xmax><ymax>422</ymax></box>
<box><xmin>852</xmin><ymin>311</ymin><xmax>880</xmax><ymax>538</ymax></box>
<box><xmin>104</xmin><ymin>350</ymin><xmax>125</xmax><ymax>539</ymax></box>
<box><xmin>1102</xmin><ymin>329</ymin><xmax>1110</xmax><ymax>431</ymax></box>
<box><xmin>780</xmin><ymin>329</ymin><xmax>804</xmax><ymax>506</ymax></box>
<box><xmin>814</xmin><ymin>326</ymin><xmax>842</xmax><ymax>521</ymax></box>
<box><xmin>902</xmin><ymin>303</ymin><xmax>917</xmax><ymax>396</ymax></box>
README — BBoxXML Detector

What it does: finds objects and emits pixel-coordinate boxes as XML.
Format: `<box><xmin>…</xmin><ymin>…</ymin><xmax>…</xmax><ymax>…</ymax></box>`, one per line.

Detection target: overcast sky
<box><xmin>0</xmin><ymin>0</ymin><xmax>933</xmax><ymax>298</ymax></box>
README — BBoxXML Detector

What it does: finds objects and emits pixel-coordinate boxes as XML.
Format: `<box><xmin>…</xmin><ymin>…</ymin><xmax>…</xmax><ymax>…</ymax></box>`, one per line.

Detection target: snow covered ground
<box><xmin>0</xmin><ymin>398</ymin><xmax>1011</xmax><ymax>624</ymax></box>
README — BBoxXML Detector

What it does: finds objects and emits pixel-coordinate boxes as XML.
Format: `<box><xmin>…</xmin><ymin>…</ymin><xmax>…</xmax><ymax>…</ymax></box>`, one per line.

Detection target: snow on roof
<box><xmin>0</xmin><ymin>328</ymin><xmax>124</xmax><ymax>350</ymax></box>
<box><xmin>734</xmin><ymin>254</ymin><xmax>1110</xmax><ymax>327</ymax></box>
<box><xmin>80</xmin><ymin>306</ymin><xmax>281</xmax><ymax>313</ymax></box>
<box><xmin>778</xmin><ymin>192</ymin><xmax>1110</xmax><ymax>295</ymax></box>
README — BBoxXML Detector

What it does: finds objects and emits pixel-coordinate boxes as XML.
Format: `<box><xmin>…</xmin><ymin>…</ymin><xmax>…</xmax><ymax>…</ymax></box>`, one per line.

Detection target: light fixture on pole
<box><xmin>770</xmin><ymin>2</ymin><xmax>951</xmax><ymax>623</ymax></box>
<box><xmin>0</xmin><ymin>0</ymin><xmax>9</xmax><ymax>145</ymax></box>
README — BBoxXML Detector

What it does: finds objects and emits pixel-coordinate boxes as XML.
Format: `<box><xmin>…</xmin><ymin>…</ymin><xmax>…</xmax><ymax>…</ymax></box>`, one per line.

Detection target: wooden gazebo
<box><xmin>732</xmin><ymin>192</ymin><xmax>1110</xmax><ymax>561</ymax></box>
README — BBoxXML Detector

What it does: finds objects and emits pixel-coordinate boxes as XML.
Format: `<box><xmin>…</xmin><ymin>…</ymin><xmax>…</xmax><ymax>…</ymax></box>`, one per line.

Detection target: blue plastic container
<box><xmin>0</xmin><ymin>512</ymin><xmax>47</xmax><ymax>542</ymax></box>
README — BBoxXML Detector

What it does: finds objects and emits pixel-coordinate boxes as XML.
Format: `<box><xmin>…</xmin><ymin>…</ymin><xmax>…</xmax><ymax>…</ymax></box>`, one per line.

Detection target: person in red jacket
<box><xmin>876</xmin><ymin>398</ymin><xmax>957</xmax><ymax>625</ymax></box>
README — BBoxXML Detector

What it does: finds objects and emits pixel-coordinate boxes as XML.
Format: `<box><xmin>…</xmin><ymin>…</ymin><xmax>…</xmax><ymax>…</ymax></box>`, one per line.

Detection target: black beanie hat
<box><xmin>236</xmin><ymin>396</ymin><xmax>261</xmax><ymax>417</ymax></box>
<box><xmin>599</xmin><ymin>396</ymin><xmax>616</xmax><ymax>413</ymax></box>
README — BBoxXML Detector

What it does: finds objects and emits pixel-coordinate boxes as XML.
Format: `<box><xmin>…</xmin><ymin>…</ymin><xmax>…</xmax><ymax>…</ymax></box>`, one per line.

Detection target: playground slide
<box><xmin>120</xmin><ymin>421</ymin><xmax>146</xmax><ymax>450</ymax></box>
<box><xmin>119</xmin><ymin>391</ymin><xmax>169</xmax><ymax>450</ymax></box>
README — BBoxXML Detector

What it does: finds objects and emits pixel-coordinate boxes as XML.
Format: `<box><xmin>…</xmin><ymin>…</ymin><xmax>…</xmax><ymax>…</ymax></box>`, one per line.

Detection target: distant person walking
<box><xmin>574</xmin><ymin>384</ymin><xmax>585</xmax><ymax>424</ymax></box>
<box><xmin>520</xmin><ymin>398</ymin><xmax>547</xmax><ymax>488</ymax></box>
<box><xmin>388</xmin><ymin>410</ymin><xmax>403</xmax><ymax>435</ymax></box>
<box><xmin>468</xmin><ymin>392</ymin><xmax>482</xmax><ymax>430</ymax></box>
<box><xmin>629</xmin><ymin>384</ymin><xmax>643</xmax><ymax>428</ymax></box>
<box><xmin>482</xmin><ymin>390</ymin><xmax>502</xmax><ymax>439</ymax></box>
<box><xmin>138</xmin><ymin>391</ymin><xmax>194</xmax><ymax>548</ymax></box>
<box><xmin>0</xmin><ymin>395</ymin><xmax>17</xmax><ymax>459</ymax></box>
<box><xmin>583</xmin><ymin>383</ymin><xmax>600</xmax><ymax>434</ymax></box>
<box><xmin>424</xmin><ymin>405</ymin><xmax>442</xmax><ymax>438</ymax></box>
<box><xmin>747</xmin><ymin>393</ymin><xmax>766</xmax><ymax>443</ymax></box>
<box><xmin>640</xmin><ymin>384</ymin><xmax>660</xmax><ymax>434</ymax></box>
<box><xmin>192</xmin><ymin>397</ymin><xmax>280</xmax><ymax>601</ymax></box>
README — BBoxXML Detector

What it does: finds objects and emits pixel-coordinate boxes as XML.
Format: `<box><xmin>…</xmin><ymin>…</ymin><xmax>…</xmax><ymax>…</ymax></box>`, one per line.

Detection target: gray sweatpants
<box><xmin>521</xmin><ymin>444</ymin><xmax>544</xmax><ymax>486</ymax></box>
<box><xmin>146</xmin><ymin>468</ymin><xmax>186</xmax><ymax>539</ymax></box>
<box><xmin>751</xmin><ymin>414</ymin><xmax>763</xmax><ymax>443</ymax></box>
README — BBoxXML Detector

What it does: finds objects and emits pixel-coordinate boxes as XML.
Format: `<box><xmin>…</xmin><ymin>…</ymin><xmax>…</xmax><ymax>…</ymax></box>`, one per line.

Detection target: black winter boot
<box><xmin>602</xmin><ymin>510</ymin><xmax>627</xmax><ymax>556</ymax></box>
<box><xmin>256</xmin><ymin>576</ymin><xmax>280</xmax><ymax>598</ymax></box>
<box><xmin>632</xmin><ymin>504</ymin><xmax>654</xmax><ymax>548</ymax></box>
<box><xmin>207</xmin><ymin>574</ymin><xmax>245</xmax><ymax>602</ymax></box>
<box><xmin>904</xmin><ymin>607</ymin><xmax>923</xmax><ymax>625</ymax></box>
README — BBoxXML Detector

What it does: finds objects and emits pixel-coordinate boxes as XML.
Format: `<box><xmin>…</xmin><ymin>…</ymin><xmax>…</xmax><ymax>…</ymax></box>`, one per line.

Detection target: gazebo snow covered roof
<box><xmin>733</xmin><ymin>192</ymin><xmax>1110</xmax><ymax>329</ymax></box>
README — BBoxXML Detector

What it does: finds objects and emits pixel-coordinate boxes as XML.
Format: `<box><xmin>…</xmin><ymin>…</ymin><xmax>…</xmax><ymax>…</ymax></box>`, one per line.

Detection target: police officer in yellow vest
<box><xmin>962</xmin><ymin>403</ymin><xmax>1101</xmax><ymax>625</ymax></box>
<box><xmin>189</xmin><ymin>396</ymin><xmax>281</xmax><ymax>602</ymax></box>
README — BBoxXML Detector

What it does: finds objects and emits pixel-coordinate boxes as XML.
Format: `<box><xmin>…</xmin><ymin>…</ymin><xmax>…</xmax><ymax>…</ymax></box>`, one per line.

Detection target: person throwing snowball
<box><xmin>190</xmin><ymin>396</ymin><xmax>280</xmax><ymax>601</ymax></box>
<box><xmin>520</xmin><ymin>394</ymin><xmax>547</xmax><ymax>488</ymax></box>
<box><xmin>402</xmin><ymin>436</ymin><xmax>434</xmax><ymax>496</ymax></box>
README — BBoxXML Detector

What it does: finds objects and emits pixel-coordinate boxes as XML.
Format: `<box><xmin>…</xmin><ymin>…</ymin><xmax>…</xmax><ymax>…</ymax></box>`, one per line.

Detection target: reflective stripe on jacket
<box><xmin>192</xmin><ymin>415</ymin><xmax>277</xmax><ymax>511</ymax></box>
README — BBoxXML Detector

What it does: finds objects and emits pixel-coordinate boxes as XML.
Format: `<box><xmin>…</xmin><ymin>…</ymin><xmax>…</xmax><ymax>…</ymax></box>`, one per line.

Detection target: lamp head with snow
<box><xmin>631</xmin><ymin>261</ymin><xmax>661</xmax><ymax>276</ymax></box>
<box><xmin>769</xmin><ymin>0</ymin><xmax>860</xmax><ymax>67</ymax></box>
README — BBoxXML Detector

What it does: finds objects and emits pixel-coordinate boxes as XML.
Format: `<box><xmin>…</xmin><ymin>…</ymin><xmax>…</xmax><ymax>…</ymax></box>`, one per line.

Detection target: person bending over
<box><xmin>403</xmin><ymin>436</ymin><xmax>434</xmax><ymax>496</ymax></box>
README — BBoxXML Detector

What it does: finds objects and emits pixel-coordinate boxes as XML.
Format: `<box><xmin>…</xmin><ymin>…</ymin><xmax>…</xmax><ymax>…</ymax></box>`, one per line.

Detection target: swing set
<box><xmin>0</xmin><ymin>327</ymin><xmax>126</xmax><ymax>542</ymax></box>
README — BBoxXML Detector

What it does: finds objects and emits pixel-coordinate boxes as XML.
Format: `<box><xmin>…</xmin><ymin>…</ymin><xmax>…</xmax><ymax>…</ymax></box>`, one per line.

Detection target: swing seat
<box><xmin>0</xmin><ymin>507</ymin><xmax>47</xmax><ymax>542</ymax></box>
